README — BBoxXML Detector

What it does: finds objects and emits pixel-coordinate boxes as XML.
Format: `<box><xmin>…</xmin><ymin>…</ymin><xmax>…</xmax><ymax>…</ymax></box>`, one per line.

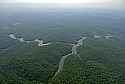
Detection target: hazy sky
<box><xmin>0</xmin><ymin>0</ymin><xmax>118</xmax><ymax>4</ymax></box>
<box><xmin>0</xmin><ymin>0</ymin><xmax>124</xmax><ymax>9</ymax></box>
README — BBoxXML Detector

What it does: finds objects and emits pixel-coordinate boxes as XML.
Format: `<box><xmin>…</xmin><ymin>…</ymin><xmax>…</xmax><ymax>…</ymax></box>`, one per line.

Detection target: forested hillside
<box><xmin>0</xmin><ymin>3</ymin><xmax>125</xmax><ymax>84</ymax></box>
<box><xmin>50</xmin><ymin>37</ymin><xmax>125</xmax><ymax>84</ymax></box>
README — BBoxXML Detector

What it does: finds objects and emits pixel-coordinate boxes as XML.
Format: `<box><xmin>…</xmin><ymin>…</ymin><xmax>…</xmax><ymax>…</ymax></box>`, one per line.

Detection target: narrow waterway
<box><xmin>52</xmin><ymin>37</ymin><xmax>87</xmax><ymax>79</ymax></box>
<box><xmin>8</xmin><ymin>34</ymin><xmax>51</xmax><ymax>46</ymax></box>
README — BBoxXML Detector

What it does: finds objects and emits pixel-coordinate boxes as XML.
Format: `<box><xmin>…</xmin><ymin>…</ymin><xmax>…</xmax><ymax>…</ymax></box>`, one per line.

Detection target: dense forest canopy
<box><xmin>0</xmin><ymin>0</ymin><xmax>125</xmax><ymax>84</ymax></box>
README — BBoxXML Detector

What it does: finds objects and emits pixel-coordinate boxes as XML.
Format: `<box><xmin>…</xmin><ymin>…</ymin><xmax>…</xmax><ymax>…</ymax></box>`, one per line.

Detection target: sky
<box><xmin>0</xmin><ymin>0</ymin><xmax>119</xmax><ymax>4</ymax></box>
<box><xmin>0</xmin><ymin>0</ymin><xmax>124</xmax><ymax>9</ymax></box>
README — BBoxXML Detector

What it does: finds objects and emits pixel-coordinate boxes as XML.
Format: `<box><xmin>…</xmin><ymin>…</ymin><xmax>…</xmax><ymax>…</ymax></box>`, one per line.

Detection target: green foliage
<box><xmin>0</xmin><ymin>42</ymin><xmax>71</xmax><ymax>84</ymax></box>
<box><xmin>49</xmin><ymin>38</ymin><xmax>125</xmax><ymax>84</ymax></box>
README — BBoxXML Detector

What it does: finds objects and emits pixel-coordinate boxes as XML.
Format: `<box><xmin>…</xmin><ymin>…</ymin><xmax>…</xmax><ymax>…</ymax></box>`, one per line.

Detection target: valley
<box><xmin>0</xmin><ymin>4</ymin><xmax>125</xmax><ymax>83</ymax></box>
